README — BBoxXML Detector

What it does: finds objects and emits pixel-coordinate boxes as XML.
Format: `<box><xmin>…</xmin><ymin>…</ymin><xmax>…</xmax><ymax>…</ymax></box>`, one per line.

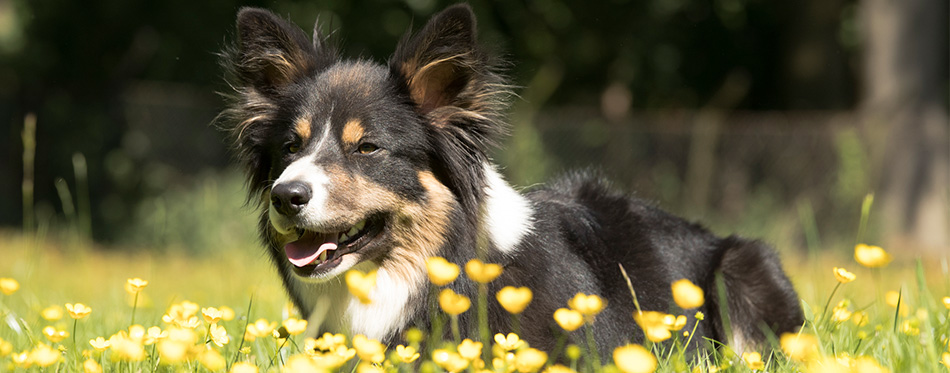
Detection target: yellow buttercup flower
<box><xmin>433</xmin><ymin>349</ymin><xmax>470</xmax><ymax>373</ymax></box>
<box><xmin>0</xmin><ymin>278</ymin><xmax>19</xmax><ymax>295</ymax></box>
<box><xmin>83</xmin><ymin>358</ymin><xmax>103</xmax><ymax>373</ymax></box>
<box><xmin>219</xmin><ymin>306</ymin><xmax>236</xmax><ymax>321</ymax></box>
<box><xmin>780</xmin><ymin>332</ymin><xmax>818</xmax><ymax>362</ymax></box>
<box><xmin>12</xmin><ymin>351</ymin><xmax>30</xmax><ymax>368</ymax></box>
<box><xmin>497</xmin><ymin>286</ymin><xmax>533</xmax><ymax>314</ymax></box>
<box><xmin>941</xmin><ymin>296</ymin><xmax>950</xmax><ymax>309</ymax></box>
<box><xmin>396</xmin><ymin>345</ymin><xmax>420</xmax><ymax>363</ymax></box>
<box><xmin>439</xmin><ymin>288</ymin><xmax>471</xmax><ymax>315</ymax></box>
<box><xmin>851</xmin><ymin>311</ymin><xmax>869</xmax><ymax>327</ymax></box>
<box><xmin>282</xmin><ymin>318</ymin><xmax>308</xmax><ymax>335</ymax></box>
<box><xmin>854</xmin><ymin>244</ymin><xmax>892</xmax><ymax>268</ymax></box>
<box><xmin>458</xmin><ymin>339</ymin><xmax>483</xmax><ymax>361</ymax></box>
<box><xmin>832</xmin><ymin>267</ymin><xmax>856</xmax><ymax>284</ymax></box>
<box><xmin>110</xmin><ymin>332</ymin><xmax>146</xmax><ymax>361</ymax></box>
<box><xmin>831</xmin><ymin>300</ymin><xmax>852</xmax><ymax>322</ymax></box>
<box><xmin>669</xmin><ymin>315</ymin><xmax>687</xmax><ymax>331</ymax></box>
<box><xmin>514</xmin><ymin>348</ymin><xmax>548</xmax><ymax>373</ymax></box>
<box><xmin>494</xmin><ymin>333</ymin><xmax>525</xmax><ymax>351</ymax></box>
<box><xmin>426</xmin><ymin>256</ymin><xmax>461</xmax><ymax>286</ymax></box>
<box><xmin>30</xmin><ymin>343</ymin><xmax>60</xmax><ymax>367</ymax></box>
<box><xmin>145</xmin><ymin>326</ymin><xmax>168</xmax><ymax>345</ymax></box>
<box><xmin>246</xmin><ymin>319</ymin><xmax>277</xmax><ymax>338</ymax></box>
<box><xmin>125</xmin><ymin>278</ymin><xmax>148</xmax><ymax>293</ymax></box>
<box><xmin>633</xmin><ymin>311</ymin><xmax>673</xmax><ymax>343</ymax></box>
<box><xmin>0</xmin><ymin>338</ymin><xmax>13</xmax><ymax>356</ymax></box>
<box><xmin>209</xmin><ymin>323</ymin><xmax>230</xmax><ymax>347</ymax></box>
<box><xmin>941</xmin><ymin>352</ymin><xmax>950</xmax><ymax>369</ymax></box>
<box><xmin>284</xmin><ymin>354</ymin><xmax>320</xmax><ymax>372</ymax></box>
<box><xmin>309</xmin><ymin>332</ymin><xmax>347</xmax><ymax>351</ymax></box>
<box><xmin>465</xmin><ymin>259</ymin><xmax>503</xmax><ymax>283</ymax></box>
<box><xmin>198</xmin><ymin>349</ymin><xmax>226</xmax><ymax>371</ymax></box>
<box><xmin>613</xmin><ymin>344</ymin><xmax>657</xmax><ymax>373</ymax></box>
<box><xmin>742</xmin><ymin>352</ymin><xmax>765</xmax><ymax>370</ymax></box>
<box><xmin>89</xmin><ymin>337</ymin><xmax>111</xmax><ymax>351</ymax></box>
<box><xmin>553</xmin><ymin>308</ymin><xmax>584</xmax><ymax>332</ymax></box>
<box><xmin>66</xmin><ymin>303</ymin><xmax>92</xmax><ymax>319</ymax></box>
<box><xmin>353</xmin><ymin>334</ymin><xmax>386</xmax><ymax>363</ymax></box>
<box><xmin>345</xmin><ymin>269</ymin><xmax>377</xmax><ymax>304</ymax></box>
<box><xmin>41</xmin><ymin>305</ymin><xmax>63</xmax><ymax>321</ymax></box>
<box><xmin>202</xmin><ymin>307</ymin><xmax>222</xmax><ymax>324</ymax></box>
<box><xmin>356</xmin><ymin>361</ymin><xmax>385</xmax><ymax>373</ymax></box>
<box><xmin>42</xmin><ymin>326</ymin><xmax>68</xmax><ymax>343</ymax></box>
<box><xmin>231</xmin><ymin>362</ymin><xmax>259</xmax><ymax>373</ymax></box>
<box><xmin>568</xmin><ymin>293</ymin><xmax>605</xmax><ymax>317</ymax></box>
<box><xmin>671</xmin><ymin>279</ymin><xmax>704</xmax><ymax>309</ymax></box>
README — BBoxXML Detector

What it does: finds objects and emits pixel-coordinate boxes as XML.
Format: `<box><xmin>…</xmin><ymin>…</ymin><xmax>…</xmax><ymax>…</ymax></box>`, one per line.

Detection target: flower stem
<box><xmin>583</xmin><ymin>323</ymin><xmax>601</xmax><ymax>371</ymax></box>
<box><xmin>130</xmin><ymin>291</ymin><xmax>139</xmax><ymax>326</ymax></box>
<box><xmin>819</xmin><ymin>282</ymin><xmax>842</xmax><ymax>327</ymax></box>
<box><xmin>546</xmin><ymin>332</ymin><xmax>567</xmax><ymax>368</ymax></box>
<box><xmin>451</xmin><ymin>315</ymin><xmax>461</xmax><ymax>345</ymax></box>
<box><xmin>72</xmin><ymin>318</ymin><xmax>78</xmax><ymax>352</ymax></box>
<box><xmin>478</xmin><ymin>283</ymin><xmax>490</xmax><ymax>363</ymax></box>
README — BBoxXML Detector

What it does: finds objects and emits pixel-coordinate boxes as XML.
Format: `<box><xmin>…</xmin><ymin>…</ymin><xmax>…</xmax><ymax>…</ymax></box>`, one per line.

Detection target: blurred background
<box><xmin>0</xmin><ymin>0</ymin><xmax>947</xmax><ymax>255</ymax></box>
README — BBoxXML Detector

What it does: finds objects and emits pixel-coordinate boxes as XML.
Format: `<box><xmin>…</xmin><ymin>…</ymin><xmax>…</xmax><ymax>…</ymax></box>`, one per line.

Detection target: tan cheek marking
<box><xmin>384</xmin><ymin>171</ymin><xmax>457</xmax><ymax>285</ymax></box>
<box><xmin>324</xmin><ymin>166</ymin><xmax>403</xmax><ymax>224</ymax></box>
<box><xmin>341</xmin><ymin>119</ymin><xmax>364</xmax><ymax>146</ymax></box>
<box><xmin>295</xmin><ymin>118</ymin><xmax>311</xmax><ymax>141</ymax></box>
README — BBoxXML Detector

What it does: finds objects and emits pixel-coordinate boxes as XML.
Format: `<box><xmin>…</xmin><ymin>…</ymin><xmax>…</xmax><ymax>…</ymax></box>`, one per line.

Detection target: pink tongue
<box><xmin>284</xmin><ymin>232</ymin><xmax>339</xmax><ymax>267</ymax></box>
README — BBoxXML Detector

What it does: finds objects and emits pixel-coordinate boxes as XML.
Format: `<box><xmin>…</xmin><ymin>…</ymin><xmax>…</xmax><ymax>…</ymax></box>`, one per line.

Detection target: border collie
<box><xmin>220</xmin><ymin>3</ymin><xmax>803</xmax><ymax>353</ymax></box>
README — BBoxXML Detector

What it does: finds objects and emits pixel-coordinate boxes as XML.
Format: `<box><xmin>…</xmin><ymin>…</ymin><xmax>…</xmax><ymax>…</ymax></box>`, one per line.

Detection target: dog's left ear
<box><xmin>390</xmin><ymin>4</ymin><xmax>491</xmax><ymax>118</ymax></box>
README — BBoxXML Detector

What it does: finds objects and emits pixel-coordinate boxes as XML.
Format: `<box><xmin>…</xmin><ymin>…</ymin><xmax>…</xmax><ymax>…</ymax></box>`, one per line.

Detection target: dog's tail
<box><xmin>709</xmin><ymin>236</ymin><xmax>803</xmax><ymax>352</ymax></box>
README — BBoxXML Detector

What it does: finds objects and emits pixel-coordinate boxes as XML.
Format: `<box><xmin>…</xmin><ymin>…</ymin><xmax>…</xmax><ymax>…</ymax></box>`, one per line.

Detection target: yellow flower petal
<box><xmin>0</xmin><ymin>278</ymin><xmax>19</xmax><ymax>295</ymax></box>
<box><xmin>497</xmin><ymin>286</ymin><xmax>533</xmax><ymax>314</ymax></box>
<box><xmin>465</xmin><ymin>259</ymin><xmax>503</xmax><ymax>283</ymax></box>
<box><xmin>353</xmin><ymin>335</ymin><xmax>386</xmax><ymax>364</ymax></box>
<box><xmin>83</xmin><ymin>358</ymin><xmax>103</xmax><ymax>373</ymax></box>
<box><xmin>282</xmin><ymin>318</ymin><xmax>308</xmax><ymax>335</ymax></box>
<box><xmin>494</xmin><ymin>333</ymin><xmax>525</xmax><ymax>351</ymax></box>
<box><xmin>832</xmin><ymin>267</ymin><xmax>856</xmax><ymax>284</ymax></box>
<box><xmin>671</xmin><ymin>279</ymin><xmax>705</xmax><ymax>309</ymax></box>
<box><xmin>514</xmin><ymin>348</ymin><xmax>548</xmax><ymax>373</ymax></box>
<box><xmin>396</xmin><ymin>345</ymin><xmax>420</xmax><ymax>363</ymax></box>
<box><xmin>780</xmin><ymin>332</ymin><xmax>818</xmax><ymax>362</ymax></box>
<box><xmin>439</xmin><ymin>288</ymin><xmax>471</xmax><ymax>316</ymax></box>
<box><xmin>345</xmin><ymin>269</ymin><xmax>377</xmax><ymax>304</ymax></box>
<box><xmin>426</xmin><ymin>256</ymin><xmax>460</xmax><ymax>286</ymax></box>
<box><xmin>553</xmin><ymin>308</ymin><xmax>584</xmax><ymax>332</ymax></box>
<box><xmin>567</xmin><ymin>293</ymin><xmax>605</xmax><ymax>317</ymax></box>
<box><xmin>613</xmin><ymin>344</ymin><xmax>657</xmax><ymax>373</ymax></box>
<box><xmin>125</xmin><ymin>278</ymin><xmax>148</xmax><ymax>293</ymax></box>
<box><xmin>65</xmin><ymin>303</ymin><xmax>92</xmax><ymax>319</ymax></box>
<box><xmin>854</xmin><ymin>244</ymin><xmax>892</xmax><ymax>268</ymax></box>
<box><xmin>742</xmin><ymin>352</ymin><xmax>765</xmax><ymax>370</ymax></box>
<box><xmin>458</xmin><ymin>339</ymin><xmax>483</xmax><ymax>361</ymax></box>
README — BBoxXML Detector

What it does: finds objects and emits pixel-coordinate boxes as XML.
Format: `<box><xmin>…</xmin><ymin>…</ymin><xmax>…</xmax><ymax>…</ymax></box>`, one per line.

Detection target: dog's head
<box><xmin>220</xmin><ymin>5</ymin><xmax>509</xmax><ymax>282</ymax></box>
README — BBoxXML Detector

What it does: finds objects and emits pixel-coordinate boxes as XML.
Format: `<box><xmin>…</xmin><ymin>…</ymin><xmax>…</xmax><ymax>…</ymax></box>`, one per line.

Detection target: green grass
<box><xmin>1</xmin><ymin>229</ymin><xmax>948</xmax><ymax>372</ymax></box>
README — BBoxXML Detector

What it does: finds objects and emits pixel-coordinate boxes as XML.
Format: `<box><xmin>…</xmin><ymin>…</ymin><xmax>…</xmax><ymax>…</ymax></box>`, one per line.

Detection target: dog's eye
<box><xmin>286</xmin><ymin>142</ymin><xmax>301</xmax><ymax>154</ymax></box>
<box><xmin>358</xmin><ymin>143</ymin><xmax>379</xmax><ymax>154</ymax></box>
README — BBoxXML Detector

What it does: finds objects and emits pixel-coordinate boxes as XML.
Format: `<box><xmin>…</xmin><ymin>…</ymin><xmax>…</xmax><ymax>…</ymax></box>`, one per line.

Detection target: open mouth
<box><xmin>283</xmin><ymin>216</ymin><xmax>384</xmax><ymax>276</ymax></box>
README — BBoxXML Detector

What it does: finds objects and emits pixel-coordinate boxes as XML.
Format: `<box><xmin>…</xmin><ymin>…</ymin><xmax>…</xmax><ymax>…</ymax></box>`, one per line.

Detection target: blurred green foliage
<box><xmin>1</xmin><ymin>0</ymin><xmax>867</xmax><ymax>250</ymax></box>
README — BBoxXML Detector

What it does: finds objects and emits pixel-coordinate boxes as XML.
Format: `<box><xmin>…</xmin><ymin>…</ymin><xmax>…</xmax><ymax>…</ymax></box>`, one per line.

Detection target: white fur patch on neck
<box><xmin>344</xmin><ymin>267</ymin><xmax>416</xmax><ymax>340</ymax></box>
<box><xmin>292</xmin><ymin>263</ymin><xmax>417</xmax><ymax>341</ymax></box>
<box><xmin>482</xmin><ymin>165</ymin><xmax>534</xmax><ymax>255</ymax></box>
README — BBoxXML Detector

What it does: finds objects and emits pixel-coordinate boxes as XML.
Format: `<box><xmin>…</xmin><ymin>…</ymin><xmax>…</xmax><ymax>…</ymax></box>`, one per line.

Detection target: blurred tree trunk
<box><xmin>861</xmin><ymin>0</ymin><xmax>949</xmax><ymax>252</ymax></box>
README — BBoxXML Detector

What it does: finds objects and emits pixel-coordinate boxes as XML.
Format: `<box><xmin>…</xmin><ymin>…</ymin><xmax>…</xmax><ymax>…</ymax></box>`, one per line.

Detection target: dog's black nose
<box><xmin>271</xmin><ymin>181</ymin><xmax>312</xmax><ymax>216</ymax></box>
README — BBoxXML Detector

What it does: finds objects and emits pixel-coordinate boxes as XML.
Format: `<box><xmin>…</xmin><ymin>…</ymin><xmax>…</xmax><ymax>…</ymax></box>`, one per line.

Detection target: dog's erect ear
<box><xmin>233</xmin><ymin>8</ymin><xmax>331</xmax><ymax>94</ymax></box>
<box><xmin>391</xmin><ymin>4</ymin><xmax>486</xmax><ymax>116</ymax></box>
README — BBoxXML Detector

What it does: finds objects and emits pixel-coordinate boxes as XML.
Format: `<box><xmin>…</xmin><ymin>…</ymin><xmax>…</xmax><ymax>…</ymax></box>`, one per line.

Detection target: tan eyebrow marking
<box><xmin>295</xmin><ymin>117</ymin><xmax>311</xmax><ymax>141</ymax></box>
<box><xmin>342</xmin><ymin>119</ymin><xmax>364</xmax><ymax>145</ymax></box>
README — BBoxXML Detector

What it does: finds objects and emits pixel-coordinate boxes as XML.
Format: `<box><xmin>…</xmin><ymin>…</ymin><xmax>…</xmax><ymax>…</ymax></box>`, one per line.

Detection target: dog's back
<box><xmin>476</xmin><ymin>171</ymin><xmax>803</xmax><ymax>352</ymax></box>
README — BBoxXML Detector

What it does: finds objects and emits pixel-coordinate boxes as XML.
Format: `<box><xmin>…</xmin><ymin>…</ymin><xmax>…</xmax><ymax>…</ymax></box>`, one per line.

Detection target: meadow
<box><xmin>1</xmin><ymin>187</ymin><xmax>949</xmax><ymax>372</ymax></box>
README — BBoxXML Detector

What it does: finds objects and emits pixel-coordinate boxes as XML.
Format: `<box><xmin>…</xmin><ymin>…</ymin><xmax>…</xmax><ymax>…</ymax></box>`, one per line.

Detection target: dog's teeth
<box><xmin>347</xmin><ymin>226</ymin><xmax>359</xmax><ymax>237</ymax></box>
<box><xmin>339</xmin><ymin>232</ymin><xmax>349</xmax><ymax>242</ymax></box>
<box><xmin>319</xmin><ymin>251</ymin><xmax>327</xmax><ymax>262</ymax></box>
<box><xmin>354</xmin><ymin>220</ymin><xmax>366</xmax><ymax>231</ymax></box>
